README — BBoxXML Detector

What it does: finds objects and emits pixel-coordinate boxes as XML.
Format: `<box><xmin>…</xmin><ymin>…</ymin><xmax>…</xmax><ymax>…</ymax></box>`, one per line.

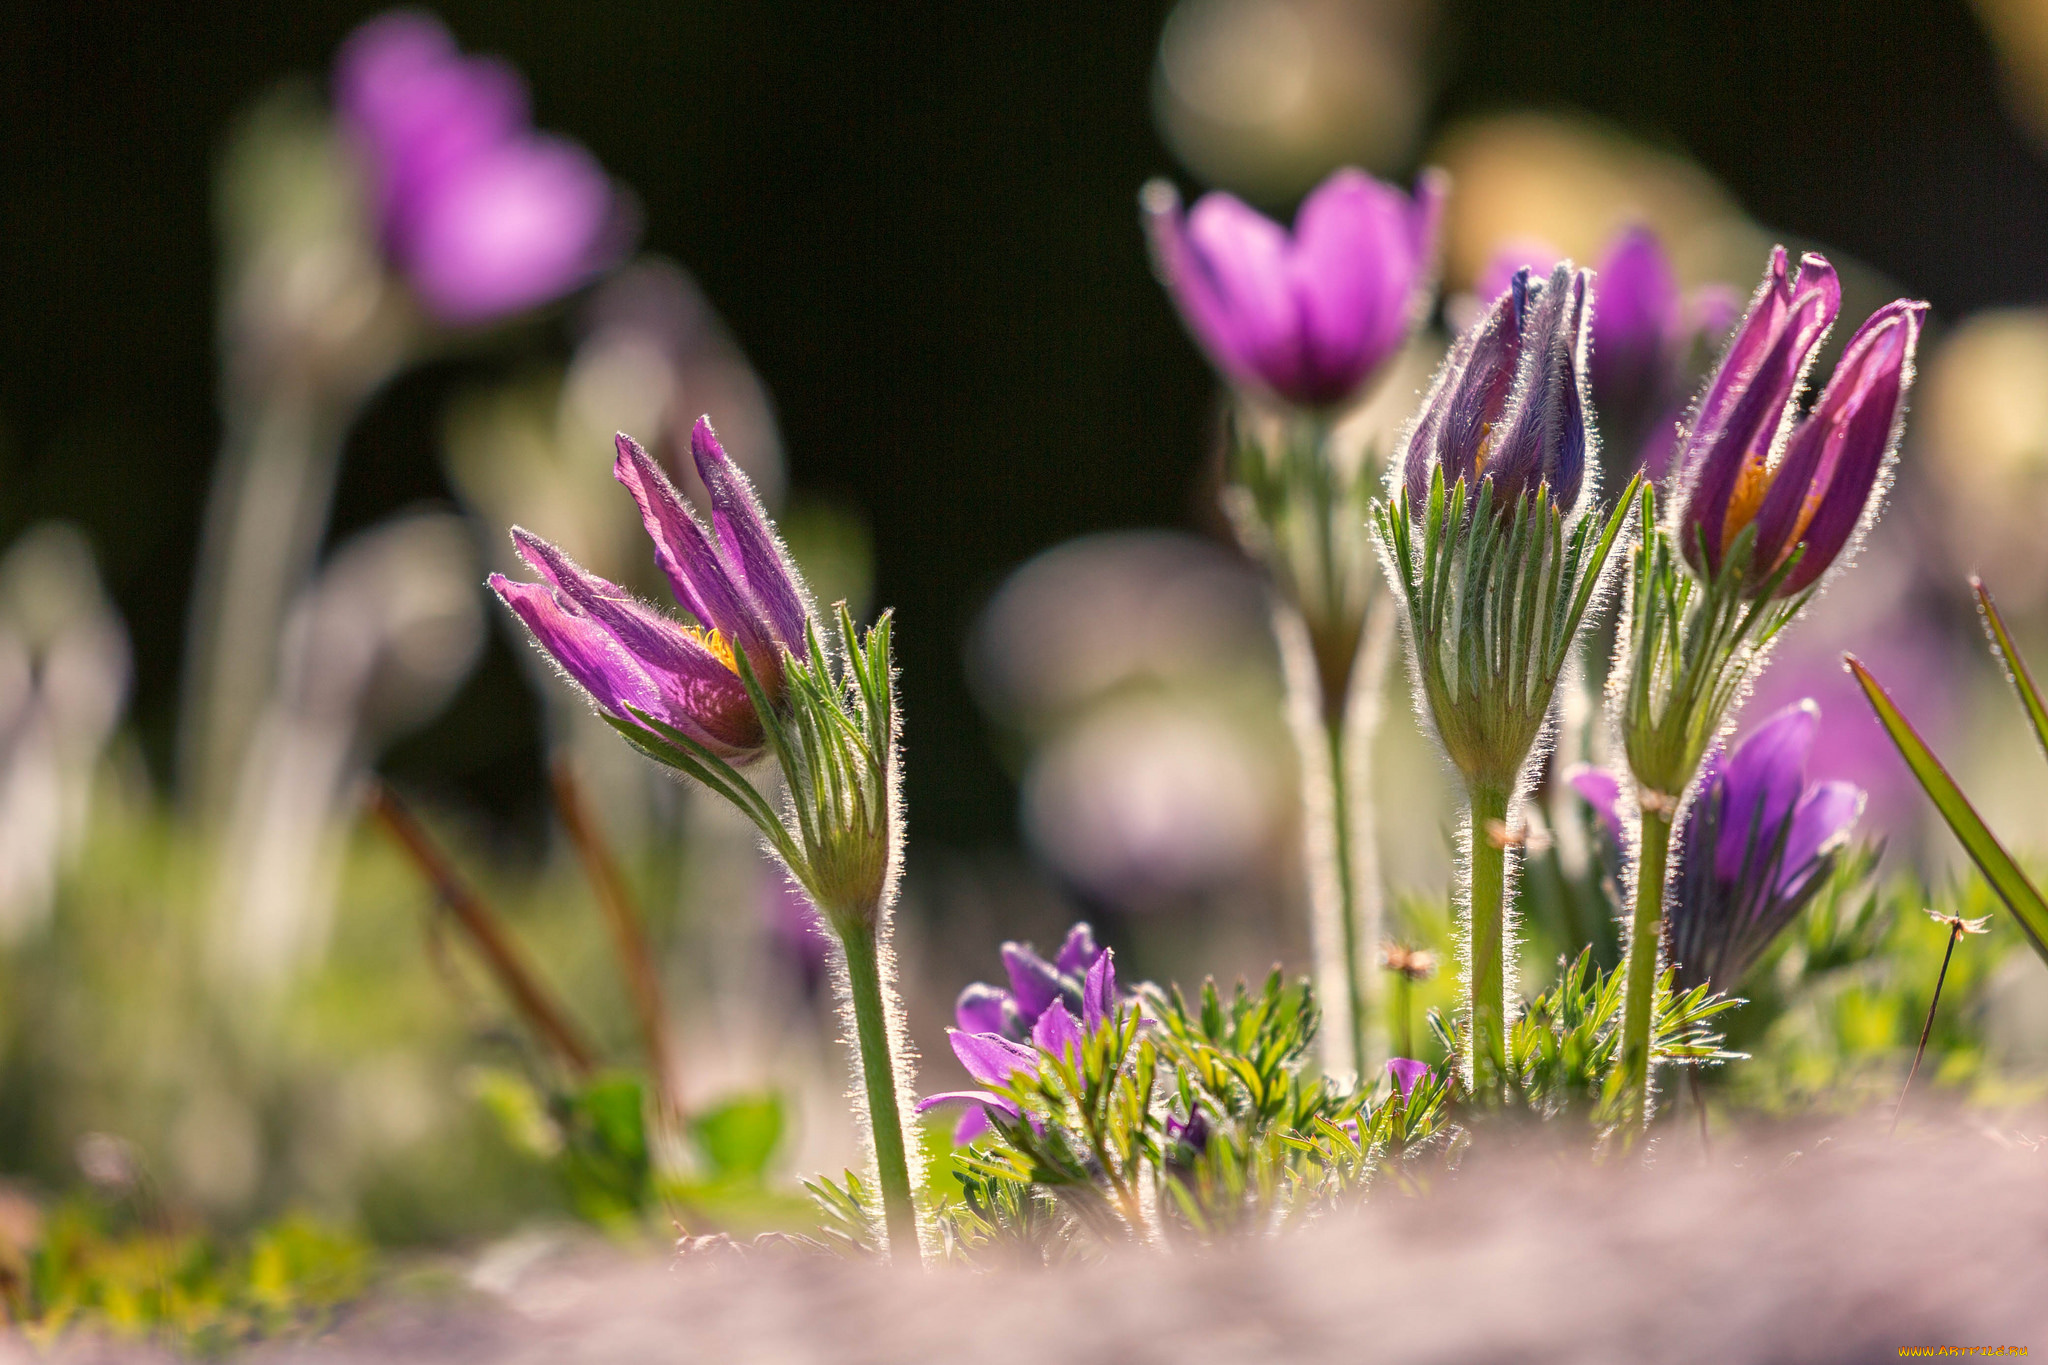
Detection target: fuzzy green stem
<box><xmin>1466</xmin><ymin>781</ymin><xmax>1511</xmax><ymax>1094</ymax></box>
<box><xmin>1326</xmin><ymin>715</ymin><xmax>1369</xmax><ymax>1079</ymax></box>
<box><xmin>1621</xmin><ymin>804</ymin><xmax>1674</xmax><ymax>1124</ymax></box>
<box><xmin>839</xmin><ymin>924</ymin><xmax>919</xmax><ymax>1261</ymax></box>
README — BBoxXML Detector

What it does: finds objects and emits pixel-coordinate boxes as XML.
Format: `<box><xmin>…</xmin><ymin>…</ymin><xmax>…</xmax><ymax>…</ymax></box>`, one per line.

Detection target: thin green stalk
<box><xmin>839</xmin><ymin>923</ymin><xmax>919</xmax><ymax>1261</ymax></box>
<box><xmin>1466</xmin><ymin>781</ymin><xmax>1512</xmax><ymax>1094</ymax></box>
<box><xmin>1620</xmin><ymin>803</ymin><xmax>1674</xmax><ymax>1123</ymax></box>
<box><xmin>1326</xmin><ymin>714</ymin><xmax>1368</xmax><ymax>1079</ymax></box>
<box><xmin>1891</xmin><ymin>919</ymin><xmax>1962</xmax><ymax>1136</ymax></box>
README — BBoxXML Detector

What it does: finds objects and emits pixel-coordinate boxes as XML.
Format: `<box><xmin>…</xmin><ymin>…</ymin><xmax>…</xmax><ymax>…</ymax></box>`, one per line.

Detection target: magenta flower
<box><xmin>1402</xmin><ymin>263</ymin><xmax>1591</xmax><ymax>515</ymax></box>
<box><xmin>1386</xmin><ymin>1057</ymin><xmax>1432</xmax><ymax>1100</ymax></box>
<box><xmin>490</xmin><ymin>419</ymin><xmax>811</xmax><ymax>761</ymax></box>
<box><xmin>1673</xmin><ymin>249</ymin><xmax>1926</xmax><ymax>594</ymax></box>
<box><xmin>1142</xmin><ymin>167</ymin><xmax>1445</xmax><ymax>412</ymax></box>
<box><xmin>1564</xmin><ymin>764</ymin><xmax>1624</xmax><ymax>844</ymax></box>
<box><xmin>921</xmin><ymin>937</ymin><xmax>1122</xmax><ymax>1143</ymax></box>
<box><xmin>335</xmin><ymin>10</ymin><xmax>627</xmax><ymax>324</ymax></box>
<box><xmin>1669</xmin><ymin>700</ymin><xmax>1864</xmax><ymax>993</ymax></box>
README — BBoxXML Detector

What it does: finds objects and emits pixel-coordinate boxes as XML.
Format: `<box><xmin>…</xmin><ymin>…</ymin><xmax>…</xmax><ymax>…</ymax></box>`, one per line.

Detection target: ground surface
<box><xmin>15</xmin><ymin>1117</ymin><xmax>2048</xmax><ymax>1363</ymax></box>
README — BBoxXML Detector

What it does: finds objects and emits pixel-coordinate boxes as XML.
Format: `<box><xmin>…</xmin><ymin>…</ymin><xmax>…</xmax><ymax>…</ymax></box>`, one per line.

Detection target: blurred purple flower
<box><xmin>1674</xmin><ymin>248</ymin><xmax>1926</xmax><ymax>594</ymax></box>
<box><xmin>491</xmin><ymin>419</ymin><xmax>811</xmax><ymax>760</ymax></box>
<box><xmin>1668</xmin><ymin>700</ymin><xmax>1864</xmax><ymax>993</ymax></box>
<box><xmin>1403</xmin><ymin>263</ymin><xmax>1591</xmax><ymax>515</ymax></box>
<box><xmin>1386</xmin><ymin>1057</ymin><xmax>1431</xmax><ymax>1100</ymax></box>
<box><xmin>763</xmin><ymin>868</ymin><xmax>832</xmax><ymax>998</ymax></box>
<box><xmin>335</xmin><ymin>10</ymin><xmax>628</xmax><ymax>324</ymax></box>
<box><xmin>1142</xmin><ymin>167</ymin><xmax>1445</xmax><ymax>411</ymax></box>
<box><xmin>1474</xmin><ymin>226</ymin><xmax>1736</xmax><ymax>482</ymax></box>
<box><xmin>1564</xmin><ymin>764</ymin><xmax>1623</xmax><ymax>844</ymax></box>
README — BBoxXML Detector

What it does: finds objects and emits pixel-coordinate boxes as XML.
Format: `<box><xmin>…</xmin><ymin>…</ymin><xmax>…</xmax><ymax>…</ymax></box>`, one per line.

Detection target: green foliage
<box><xmin>918</xmin><ymin>972</ymin><xmax>1452</xmax><ymax>1263</ymax></box>
<box><xmin>1851</xmin><ymin>588</ymin><xmax>2048</xmax><ymax>967</ymax></box>
<box><xmin>14</xmin><ymin>1205</ymin><xmax>368</xmax><ymax>1357</ymax></box>
<box><xmin>1377</xmin><ymin>467</ymin><xmax>1638</xmax><ymax>789</ymax></box>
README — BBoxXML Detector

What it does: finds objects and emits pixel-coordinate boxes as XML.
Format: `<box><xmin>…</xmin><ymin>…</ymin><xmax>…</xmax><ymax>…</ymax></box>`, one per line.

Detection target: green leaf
<box><xmin>688</xmin><ymin>1091</ymin><xmax>786</xmax><ymax>1183</ymax></box>
<box><xmin>1973</xmin><ymin>578</ymin><xmax>2048</xmax><ymax>768</ymax></box>
<box><xmin>1848</xmin><ymin>654</ymin><xmax>2048</xmax><ymax>965</ymax></box>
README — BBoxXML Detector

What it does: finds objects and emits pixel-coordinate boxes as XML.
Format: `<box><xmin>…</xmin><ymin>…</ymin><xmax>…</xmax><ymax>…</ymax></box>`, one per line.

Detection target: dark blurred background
<box><xmin>3</xmin><ymin>0</ymin><xmax>2046</xmax><ymax>852</ymax></box>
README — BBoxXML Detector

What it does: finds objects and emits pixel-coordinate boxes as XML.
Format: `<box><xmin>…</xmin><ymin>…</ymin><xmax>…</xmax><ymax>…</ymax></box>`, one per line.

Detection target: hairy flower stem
<box><xmin>1620</xmin><ymin>804</ymin><xmax>1674</xmax><ymax>1123</ymax></box>
<box><xmin>839</xmin><ymin>921</ymin><xmax>919</xmax><ymax>1261</ymax></box>
<box><xmin>1891</xmin><ymin>919</ymin><xmax>1963</xmax><ymax>1136</ymax></box>
<box><xmin>1325</xmin><ymin>715</ymin><xmax>1370</xmax><ymax>1076</ymax></box>
<box><xmin>1466</xmin><ymin>781</ymin><xmax>1512</xmax><ymax>1094</ymax></box>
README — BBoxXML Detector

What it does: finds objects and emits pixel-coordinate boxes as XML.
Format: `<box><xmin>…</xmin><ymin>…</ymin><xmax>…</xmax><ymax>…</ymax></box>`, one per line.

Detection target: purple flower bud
<box><xmin>1673</xmin><ymin>248</ymin><xmax>1924</xmax><ymax>593</ymax></box>
<box><xmin>1142</xmin><ymin>167</ymin><xmax>1445</xmax><ymax>412</ymax></box>
<box><xmin>1386</xmin><ymin>1057</ymin><xmax>1432</xmax><ymax>1100</ymax></box>
<box><xmin>1669</xmin><ymin>700</ymin><xmax>1865</xmax><ymax>993</ymax></box>
<box><xmin>492</xmin><ymin>418</ymin><xmax>814</xmax><ymax>758</ymax></box>
<box><xmin>1403</xmin><ymin>263</ymin><xmax>1590</xmax><ymax>514</ymax></box>
<box><xmin>334</xmin><ymin>10</ymin><xmax>628</xmax><ymax>324</ymax></box>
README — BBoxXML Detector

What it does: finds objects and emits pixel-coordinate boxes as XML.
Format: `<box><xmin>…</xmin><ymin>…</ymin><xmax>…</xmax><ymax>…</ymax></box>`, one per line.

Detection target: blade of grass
<box><xmin>1847</xmin><ymin>654</ymin><xmax>2048</xmax><ymax>964</ymax></box>
<box><xmin>1972</xmin><ymin>577</ymin><xmax>2048</xmax><ymax>768</ymax></box>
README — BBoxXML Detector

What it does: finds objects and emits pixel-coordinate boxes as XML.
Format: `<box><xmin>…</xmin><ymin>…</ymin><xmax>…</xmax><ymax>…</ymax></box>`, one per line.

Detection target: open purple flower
<box><xmin>921</xmin><ymin>933</ymin><xmax>1123</xmax><ymax>1143</ymax></box>
<box><xmin>1142</xmin><ymin>167</ymin><xmax>1445</xmax><ymax>412</ymax></box>
<box><xmin>490</xmin><ymin>418</ymin><xmax>812</xmax><ymax>761</ymax></box>
<box><xmin>335</xmin><ymin>10</ymin><xmax>627</xmax><ymax>324</ymax></box>
<box><xmin>1668</xmin><ymin>700</ymin><xmax>1864</xmax><ymax>994</ymax></box>
<box><xmin>1402</xmin><ymin>263</ymin><xmax>1591</xmax><ymax>515</ymax></box>
<box><xmin>1673</xmin><ymin>249</ymin><xmax>1926</xmax><ymax>595</ymax></box>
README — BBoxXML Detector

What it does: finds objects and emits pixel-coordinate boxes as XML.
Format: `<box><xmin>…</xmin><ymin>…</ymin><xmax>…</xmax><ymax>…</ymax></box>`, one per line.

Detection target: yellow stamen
<box><xmin>1720</xmin><ymin>452</ymin><xmax>1773</xmax><ymax>551</ymax></box>
<box><xmin>1473</xmin><ymin>421</ymin><xmax>1497</xmax><ymax>478</ymax></box>
<box><xmin>686</xmin><ymin>624</ymin><xmax>739</xmax><ymax>674</ymax></box>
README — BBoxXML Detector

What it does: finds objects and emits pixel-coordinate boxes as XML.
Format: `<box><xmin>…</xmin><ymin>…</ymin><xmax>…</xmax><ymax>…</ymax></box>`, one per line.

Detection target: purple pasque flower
<box><xmin>1673</xmin><ymin>248</ymin><xmax>1926</xmax><ymax>595</ymax></box>
<box><xmin>490</xmin><ymin>417</ymin><xmax>812</xmax><ymax>760</ymax></box>
<box><xmin>1564</xmin><ymin>764</ymin><xmax>1624</xmax><ymax>844</ymax></box>
<box><xmin>1586</xmin><ymin>228</ymin><xmax>1739</xmax><ymax>480</ymax></box>
<box><xmin>921</xmin><ymin>944</ymin><xmax>1122</xmax><ymax>1143</ymax></box>
<box><xmin>1142</xmin><ymin>167</ymin><xmax>1446</xmax><ymax>412</ymax></box>
<box><xmin>1402</xmin><ymin>262</ymin><xmax>1591</xmax><ymax>516</ymax></box>
<box><xmin>1668</xmin><ymin>700</ymin><xmax>1864</xmax><ymax>994</ymax></box>
<box><xmin>334</xmin><ymin>10</ymin><xmax>626</xmax><ymax>325</ymax></box>
<box><xmin>952</xmin><ymin>922</ymin><xmax>1109</xmax><ymax>1041</ymax></box>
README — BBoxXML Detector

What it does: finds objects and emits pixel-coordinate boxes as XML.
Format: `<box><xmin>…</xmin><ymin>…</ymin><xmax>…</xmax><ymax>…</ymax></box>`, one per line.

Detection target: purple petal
<box><xmin>1287</xmin><ymin>169</ymin><xmax>1424</xmax><ymax>405</ymax></box>
<box><xmin>1565</xmin><ymin>764</ymin><xmax>1623</xmax><ymax>843</ymax></box>
<box><xmin>1487</xmin><ymin>265</ymin><xmax>1589</xmax><ymax>509</ymax></box>
<box><xmin>1769</xmin><ymin>301</ymin><xmax>1925</xmax><ymax>595</ymax></box>
<box><xmin>687</xmin><ymin>418</ymin><xmax>811</xmax><ymax>652</ymax></box>
<box><xmin>1402</xmin><ymin>322</ymin><xmax>1479</xmax><ymax>509</ymax></box>
<box><xmin>510</xmin><ymin>529</ymin><xmax>761</xmax><ymax>755</ymax></box>
<box><xmin>1001</xmin><ymin>943</ymin><xmax>1064</xmax><ymax>1022</ymax></box>
<box><xmin>1181</xmin><ymin>191</ymin><xmax>1305</xmax><ymax>399</ymax></box>
<box><xmin>1778</xmin><ymin>780</ymin><xmax>1864</xmax><ymax>894</ymax></box>
<box><xmin>612</xmin><ymin>434</ymin><xmax>776</xmax><ymax>662</ymax></box>
<box><xmin>491</xmin><ymin>574</ymin><xmax>661</xmax><ymax>721</ymax></box>
<box><xmin>1713</xmin><ymin>701</ymin><xmax>1820</xmax><ymax>883</ymax></box>
<box><xmin>1082</xmin><ymin>949</ymin><xmax>1118</xmax><ymax>1033</ymax></box>
<box><xmin>954</xmin><ymin>983</ymin><xmax>1012</xmax><ymax>1036</ymax></box>
<box><xmin>1444</xmin><ymin>272</ymin><xmax>1534</xmax><ymax>489</ymax></box>
<box><xmin>398</xmin><ymin>134</ymin><xmax>618</xmax><ymax>324</ymax></box>
<box><xmin>1677</xmin><ymin>251</ymin><xmax>1840</xmax><ymax>574</ymax></box>
<box><xmin>1032</xmin><ymin>1002</ymin><xmax>1083</xmax><ymax>1063</ymax></box>
<box><xmin>949</xmin><ymin>1030</ymin><xmax>1038</xmax><ymax>1087</ymax></box>
<box><xmin>1054</xmin><ymin>922</ymin><xmax>1102</xmax><ymax>976</ymax></box>
<box><xmin>1143</xmin><ymin>180</ymin><xmax>1259</xmax><ymax>397</ymax></box>
<box><xmin>1386</xmin><ymin>1057</ymin><xmax>1432</xmax><ymax>1100</ymax></box>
